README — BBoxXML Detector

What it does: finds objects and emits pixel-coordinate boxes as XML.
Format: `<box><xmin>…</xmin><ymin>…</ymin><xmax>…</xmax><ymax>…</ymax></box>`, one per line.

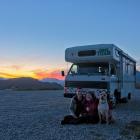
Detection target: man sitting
<box><xmin>61</xmin><ymin>91</ymin><xmax>85</xmax><ymax>124</ymax></box>
<box><xmin>70</xmin><ymin>91</ymin><xmax>85</xmax><ymax>118</ymax></box>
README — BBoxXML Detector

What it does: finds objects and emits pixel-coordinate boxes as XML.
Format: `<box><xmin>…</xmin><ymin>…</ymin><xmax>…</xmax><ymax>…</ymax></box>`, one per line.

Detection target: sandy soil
<box><xmin>0</xmin><ymin>90</ymin><xmax>139</xmax><ymax>140</ymax></box>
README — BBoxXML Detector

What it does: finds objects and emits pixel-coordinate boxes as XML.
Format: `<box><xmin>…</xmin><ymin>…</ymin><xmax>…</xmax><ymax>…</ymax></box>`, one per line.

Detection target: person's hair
<box><xmin>75</xmin><ymin>92</ymin><xmax>83</xmax><ymax>101</ymax></box>
<box><xmin>88</xmin><ymin>91</ymin><xmax>96</xmax><ymax>101</ymax></box>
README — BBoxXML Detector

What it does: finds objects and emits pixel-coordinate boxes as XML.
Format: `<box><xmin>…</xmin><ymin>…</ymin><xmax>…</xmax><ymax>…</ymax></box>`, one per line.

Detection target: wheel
<box><xmin>128</xmin><ymin>93</ymin><xmax>131</xmax><ymax>100</ymax></box>
<box><xmin>114</xmin><ymin>90</ymin><xmax>121</xmax><ymax>104</ymax></box>
<box><xmin>120</xmin><ymin>97</ymin><xmax>128</xmax><ymax>103</ymax></box>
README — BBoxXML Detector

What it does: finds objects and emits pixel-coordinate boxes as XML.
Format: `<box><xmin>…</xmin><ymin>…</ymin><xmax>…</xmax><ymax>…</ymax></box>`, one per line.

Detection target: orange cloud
<box><xmin>33</xmin><ymin>69</ymin><xmax>65</xmax><ymax>80</ymax></box>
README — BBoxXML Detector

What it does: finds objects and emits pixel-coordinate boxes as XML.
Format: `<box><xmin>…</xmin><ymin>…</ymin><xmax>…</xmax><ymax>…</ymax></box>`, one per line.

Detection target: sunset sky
<box><xmin>0</xmin><ymin>0</ymin><xmax>140</xmax><ymax>80</ymax></box>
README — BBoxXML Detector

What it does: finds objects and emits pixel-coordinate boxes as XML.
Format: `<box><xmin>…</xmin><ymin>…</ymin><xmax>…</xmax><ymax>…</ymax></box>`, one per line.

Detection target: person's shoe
<box><xmin>101</xmin><ymin>120</ymin><xmax>106</xmax><ymax>124</ymax></box>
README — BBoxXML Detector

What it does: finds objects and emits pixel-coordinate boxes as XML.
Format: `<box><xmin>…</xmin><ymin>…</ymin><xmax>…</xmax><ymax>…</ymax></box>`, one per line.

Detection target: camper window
<box><xmin>78</xmin><ymin>50</ymin><xmax>96</xmax><ymax>57</ymax></box>
<box><xmin>110</xmin><ymin>64</ymin><xmax>116</xmax><ymax>75</ymax></box>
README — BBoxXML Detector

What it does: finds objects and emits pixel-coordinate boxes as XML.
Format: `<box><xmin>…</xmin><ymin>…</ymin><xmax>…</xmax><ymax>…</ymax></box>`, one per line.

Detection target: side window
<box><xmin>124</xmin><ymin>59</ymin><xmax>128</xmax><ymax>74</ymax></box>
<box><xmin>125</xmin><ymin>60</ymin><xmax>135</xmax><ymax>76</ymax></box>
<box><xmin>110</xmin><ymin>64</ymin><xmax>116</xmax><ymax>75</ymax></box>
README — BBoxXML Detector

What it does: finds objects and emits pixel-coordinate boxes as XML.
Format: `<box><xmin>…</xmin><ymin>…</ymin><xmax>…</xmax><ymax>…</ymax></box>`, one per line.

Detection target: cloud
<box><xmin>0</xmin><ymin>72</ymin><xmax>19</xmax><ymax>78</ymax></box>
<box><xmin>3</xmin><ymin>65</ymin><xmax>23</xmax><ymax>70</ymax></box>
<box><xmin>32</xmin><ymin>69</ymin><xmax>65</xmax><ymax>80</ymax></box>
<box><xmin>10</xmin><ymin>65</ymin><xmax>22</xmax><ymax>70</ymax></box>
<box><xmin>0</xmin><ymin>65</ymin><xmax>33</xmax><ymax>79</ymax></box>
<box><xmin>0</xmin><ymin>64</ymin><xmax>66</xmax><ymax>80</ymax></box>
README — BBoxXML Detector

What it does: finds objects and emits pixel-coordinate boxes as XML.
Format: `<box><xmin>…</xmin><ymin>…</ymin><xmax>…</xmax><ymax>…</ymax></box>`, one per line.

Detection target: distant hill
<box><xmin>0</xmin><ymin>78</ymin><xmax>6</xmax><ymax>80</ymax></box>
<box><xmin>0</xmin><ymin>77</ymin><xmax>63</xmax><ymax>90</ymax></box>
<box><xmin>41</xmin><ymin>78</ymin><xmax>64</xmax><ymax>86</ymax></box>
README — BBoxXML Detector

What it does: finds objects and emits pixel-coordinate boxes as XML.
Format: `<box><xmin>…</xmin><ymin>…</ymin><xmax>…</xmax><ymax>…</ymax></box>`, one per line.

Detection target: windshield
<box><xmin>69</xmin><ymin>63</ymin><xmax>109</xmax><ymax>75</ymax></box>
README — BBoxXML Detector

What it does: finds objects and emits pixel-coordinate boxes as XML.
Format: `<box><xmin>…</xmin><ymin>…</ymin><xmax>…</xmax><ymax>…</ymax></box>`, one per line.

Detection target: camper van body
<box><xmin>64</xmin><ymin>44</ymin><xmax>136</xmax><ymax>103</ymax></box>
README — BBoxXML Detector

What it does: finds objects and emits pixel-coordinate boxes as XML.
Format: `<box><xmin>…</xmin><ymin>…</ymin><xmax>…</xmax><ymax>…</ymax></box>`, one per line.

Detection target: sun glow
<box><xmin>0</xmin><ymin>65</ymin><xmax>65</xmax><ymax>80</ymax></box>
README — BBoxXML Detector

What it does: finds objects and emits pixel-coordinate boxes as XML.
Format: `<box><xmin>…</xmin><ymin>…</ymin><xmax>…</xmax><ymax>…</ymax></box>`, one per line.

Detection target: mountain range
<box><xmin>40</xmin><ymin>78</ymin><xmax>64</xmax><ymax>86</ymax></box>
<box><xmin>0</xmin><ymin>78</ymin><xmax>63</xmax><ymax>90</ymax></box>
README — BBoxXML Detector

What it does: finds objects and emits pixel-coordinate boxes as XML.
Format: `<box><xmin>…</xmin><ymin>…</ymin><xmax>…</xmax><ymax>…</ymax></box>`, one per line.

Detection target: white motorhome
<box><xmin>62</xmin><ymin>44</ymin><xmax>136</xmax><ymax>104</ymax></box>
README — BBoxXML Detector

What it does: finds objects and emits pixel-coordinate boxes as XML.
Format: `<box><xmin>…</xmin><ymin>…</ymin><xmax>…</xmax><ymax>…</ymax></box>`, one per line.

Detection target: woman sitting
<box><xmin>81</xmin><ymin>92</ymin><xmax>99</xmax><ymax>124</ymax></box>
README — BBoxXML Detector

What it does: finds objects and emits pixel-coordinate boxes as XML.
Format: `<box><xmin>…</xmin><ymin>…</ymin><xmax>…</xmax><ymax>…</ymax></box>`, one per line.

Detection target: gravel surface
<box><xmin>0</xmin><ymin>90</ymin><xmax>139</xmax><ymax>140</ymax></box>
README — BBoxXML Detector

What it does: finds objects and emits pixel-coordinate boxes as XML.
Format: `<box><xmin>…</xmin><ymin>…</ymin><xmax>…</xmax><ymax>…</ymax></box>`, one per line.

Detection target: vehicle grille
<box><xmin>65</xmin><ymin>81</ymin><xmax>108</xmax><ymax>89</ymax></box>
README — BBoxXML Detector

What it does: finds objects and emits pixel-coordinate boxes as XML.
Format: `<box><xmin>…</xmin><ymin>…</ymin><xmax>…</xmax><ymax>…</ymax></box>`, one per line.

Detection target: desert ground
<box><xmin>0</xmin><ymin>90</ymin><xmax>139</xmax><ymax>140</ymax></box>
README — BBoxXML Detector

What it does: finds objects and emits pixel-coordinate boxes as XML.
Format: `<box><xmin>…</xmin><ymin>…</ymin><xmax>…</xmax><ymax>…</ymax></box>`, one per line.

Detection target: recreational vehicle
<box><xmin>62</xmin><ymin>44</ymin><xmax>136</xmax><ymax>105</ymax></box>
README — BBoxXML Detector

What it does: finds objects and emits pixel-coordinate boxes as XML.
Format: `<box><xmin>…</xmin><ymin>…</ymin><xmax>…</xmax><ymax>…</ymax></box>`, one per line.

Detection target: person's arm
<box><xmin>70</xmin><ymin>97</ymin><xmax>77</xmax><ymax>117</ymax></box>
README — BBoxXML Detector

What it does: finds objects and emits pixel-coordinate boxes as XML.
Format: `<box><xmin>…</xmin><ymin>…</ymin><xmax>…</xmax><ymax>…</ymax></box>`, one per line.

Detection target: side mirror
<box><xmin>61</xmin><ymin>71</ymin><xmax>65</xmax><ymax>76</ymax></box>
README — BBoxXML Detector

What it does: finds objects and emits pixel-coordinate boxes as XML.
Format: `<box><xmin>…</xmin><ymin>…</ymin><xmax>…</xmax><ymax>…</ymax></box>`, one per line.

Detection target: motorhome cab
<box><xmin>62</xmin><ymin>44</ymin><xmax>136</xmax><ymax>105</ymax></box>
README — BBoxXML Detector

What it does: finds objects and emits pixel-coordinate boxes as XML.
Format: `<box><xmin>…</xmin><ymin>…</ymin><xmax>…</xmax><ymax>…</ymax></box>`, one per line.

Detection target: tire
<box><xmin>128</xmin><ymin>93</ymin><xmax>131</xmax><ymax>100</ymax></box>
<box><xmin>120</xmin><ymin>97</ymin><xmax>128</xmax><ymax>103</ymax></box>
<box><xmin>114</xmin><ymin>90</ymin><xmax>121</xmax><ymax>104</ymax></box>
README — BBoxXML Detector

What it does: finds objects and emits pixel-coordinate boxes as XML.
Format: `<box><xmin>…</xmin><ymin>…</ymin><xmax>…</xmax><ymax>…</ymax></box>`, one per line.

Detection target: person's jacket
<box><xmin>70</xmin><ymin>95</ymin><xmax>85</xmax><ymax>117</ymax></box>
<box><xmin>84</xmin><ymin>99</ymin><xmax>99</xmax><ymax>116</ymax></box>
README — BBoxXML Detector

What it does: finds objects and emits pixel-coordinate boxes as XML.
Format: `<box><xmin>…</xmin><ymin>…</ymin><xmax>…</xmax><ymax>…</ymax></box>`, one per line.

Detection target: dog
<box><xmin>98</xmin><ymin>91</ymin><xmax>109</xmax><ymax>124</ymax></box>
